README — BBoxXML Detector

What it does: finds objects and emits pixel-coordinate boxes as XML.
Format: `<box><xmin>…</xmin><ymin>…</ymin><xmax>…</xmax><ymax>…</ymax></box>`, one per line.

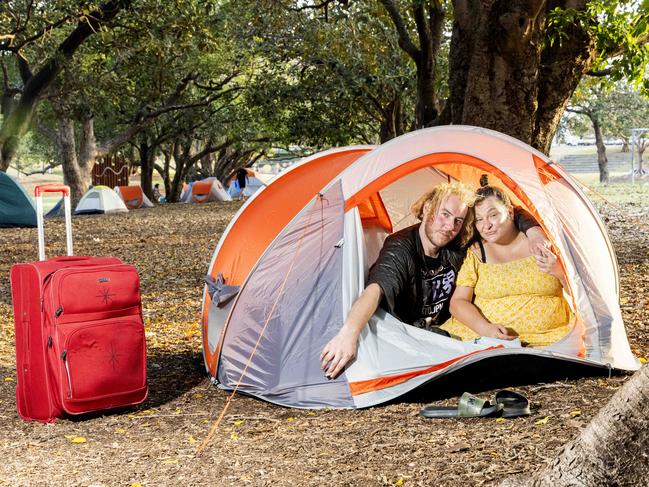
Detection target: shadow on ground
<box><xmin>397</xmin><ymin>354</ymin><xmax>617</xmax><ymax>405</ymax></box>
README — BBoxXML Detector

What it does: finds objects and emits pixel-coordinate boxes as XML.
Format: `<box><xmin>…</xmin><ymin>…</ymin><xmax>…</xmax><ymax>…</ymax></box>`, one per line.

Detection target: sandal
<box><xmin>419</xmin><ymin>392</ymin><xmax>504</xmax><ymax>418</ymax></box>
<box><xmin>495</xmin><ymin>390</ymin><xmax>531</xmax><ymax>418</ymax></box>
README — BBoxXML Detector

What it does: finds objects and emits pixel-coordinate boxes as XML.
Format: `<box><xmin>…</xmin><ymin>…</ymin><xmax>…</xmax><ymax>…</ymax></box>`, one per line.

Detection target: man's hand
<box><xmin>320</xmin><ymin>329</ymin><xmax>358</xmax><ymax>379</ymax></box>
<box><xmin>525</xmin><ymin>226</ymin><xmax>551</xmax><ymax>258</ymax></box>
<box><xmin>534</xmin><ymin>247</ymin><xmax>566</xmax><ymax>286</ymax></box>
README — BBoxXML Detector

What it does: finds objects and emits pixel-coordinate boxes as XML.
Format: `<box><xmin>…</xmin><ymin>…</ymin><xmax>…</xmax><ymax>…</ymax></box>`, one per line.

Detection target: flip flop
<box><xmin>495</xmin><ymin>390</ymin><xmax>531</xmax><ymax>418</ymax></box>
<box><xmin>419</xmin><ymin>392</ymin><xmax>504</xmax><ymax>418</ymax></box>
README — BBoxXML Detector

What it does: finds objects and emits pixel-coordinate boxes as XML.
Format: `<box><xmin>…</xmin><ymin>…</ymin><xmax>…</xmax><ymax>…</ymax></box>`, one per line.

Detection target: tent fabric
<box><xmin>114</xmin><ymin>185</ymin><xmax>154</xmax><ymax>209</ymax></box>
<box><xmin>0</xmin><ymin>172</ymin><xmax>37</xmax><ymax>228</ymax></box>
<box><xmin>181</xmin><ymin>178</ymin><xmax>231</xmax><ymax>203</ymax></box>
<box><xmin>201</xmin><ymin>127</ymin><xmax>639</xmax><ymax>409</ymax></box>
<box><xmin>75</xmin><ymin>186</ymin><xmax>128</xmax><ymax>215</ymax></box>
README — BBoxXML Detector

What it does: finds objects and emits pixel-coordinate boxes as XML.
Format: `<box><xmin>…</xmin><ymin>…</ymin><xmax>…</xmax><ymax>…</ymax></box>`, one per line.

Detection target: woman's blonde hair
<box><xmin>410</xmin><ymin>181</ymin><xmax>477</xmax><ymax>248</ymax></box>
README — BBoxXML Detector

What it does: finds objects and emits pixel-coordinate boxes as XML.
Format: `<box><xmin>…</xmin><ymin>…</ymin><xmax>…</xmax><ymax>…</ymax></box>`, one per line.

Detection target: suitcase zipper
<box><xmin>61</xmin><ymin>350</ymin><xmax>73</xmax><ymax>399</ymax></box>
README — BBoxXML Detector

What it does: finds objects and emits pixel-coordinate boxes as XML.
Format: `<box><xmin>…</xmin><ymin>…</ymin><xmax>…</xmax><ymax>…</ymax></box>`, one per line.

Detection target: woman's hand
<box><xmin>487</xmin><ymin>323</ymin><xmax>518</xmax><ymax>340</ymax></box>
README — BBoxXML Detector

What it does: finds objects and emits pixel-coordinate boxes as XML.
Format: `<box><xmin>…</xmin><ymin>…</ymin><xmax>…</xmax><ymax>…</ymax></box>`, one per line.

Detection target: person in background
<box><xmin>236</xmin><ymin>168</ymin><xmax>248</xmax><ymax>199</ymax></box>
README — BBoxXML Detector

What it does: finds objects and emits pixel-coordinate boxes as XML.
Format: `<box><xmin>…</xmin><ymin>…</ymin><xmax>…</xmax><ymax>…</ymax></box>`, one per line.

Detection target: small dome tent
<box><xmin>114</xmin><ymin>185</ymin><xmax>154</xmax><ymax>209</ymax></box>
<box><xmin>0</xmin><ymin>172</ymin><xmax>37</xmax><ymax>228</ymax></box>
<box><xmin>201</xmin><ymin>126</ymin><xmax>639</xmax><ymax>409</ymax></box>
<box><xmin>181</xmin><ymin>178</ymin><xmax>231</xmax><ymax>203</ymax></box>
<box><xmin>75</xmin><ymin>186</ymin><xmax>128</xmax><ymax>215</ymax></box>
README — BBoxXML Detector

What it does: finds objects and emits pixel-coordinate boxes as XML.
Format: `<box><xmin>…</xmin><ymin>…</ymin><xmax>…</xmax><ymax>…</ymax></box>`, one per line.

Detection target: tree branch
<box><xmin>378</xmin><ymin>0</ymin><xmax>420</xmax><ymax>61</ymax></box>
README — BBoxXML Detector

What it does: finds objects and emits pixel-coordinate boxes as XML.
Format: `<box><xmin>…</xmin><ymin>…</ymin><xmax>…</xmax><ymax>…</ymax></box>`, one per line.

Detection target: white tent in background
<box><xmin>75</xmin><ymin>186</ymin><xmax>128</xmax><ymax>215</ymax></box>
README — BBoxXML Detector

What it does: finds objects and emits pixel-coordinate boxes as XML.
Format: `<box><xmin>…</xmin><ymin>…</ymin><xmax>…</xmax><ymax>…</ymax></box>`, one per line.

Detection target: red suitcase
<box><xmin>10</xmin><ymin>185</ymin><xmax>148</xmax><ymax>422</ymax></box>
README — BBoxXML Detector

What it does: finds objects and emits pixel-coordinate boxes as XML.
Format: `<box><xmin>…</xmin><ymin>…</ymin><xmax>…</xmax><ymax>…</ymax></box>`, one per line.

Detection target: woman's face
<box><xmin>474</xmin><ymin>195</ymin><xmax>512</xmax><ymax>243</ymax></box>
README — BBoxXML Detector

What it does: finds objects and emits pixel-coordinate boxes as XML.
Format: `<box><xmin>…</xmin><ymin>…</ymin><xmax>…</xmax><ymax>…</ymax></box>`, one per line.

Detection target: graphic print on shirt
<box><xmin>420</xmin><ymin>266</ymin><xmax>456</xmax><ymax>322</ymax></box>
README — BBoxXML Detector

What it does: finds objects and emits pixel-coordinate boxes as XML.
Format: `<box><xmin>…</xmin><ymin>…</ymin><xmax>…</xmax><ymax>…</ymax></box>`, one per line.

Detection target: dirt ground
<box><xmin>1</xmin><ymin>197</ymin><xmax>648</xmax><ymax>487</ymax></box>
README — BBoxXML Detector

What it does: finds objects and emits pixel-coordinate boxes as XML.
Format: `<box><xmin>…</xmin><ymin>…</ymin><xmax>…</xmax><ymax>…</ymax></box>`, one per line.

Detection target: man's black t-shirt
<box><xmin>366</xmin><ymin>224</ymin><xmax>464</xmax><ymax>329</ymax></box>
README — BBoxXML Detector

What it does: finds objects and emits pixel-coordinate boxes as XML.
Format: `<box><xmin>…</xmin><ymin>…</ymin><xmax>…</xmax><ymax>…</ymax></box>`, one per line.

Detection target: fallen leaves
<box><xmin>64</xmin><ymin>435</ymin><xmax>87</xmax><ymax>444</ymax></box>
<box><xmin>534</xmin><ymin>417</ymin><xmax>550</xmax><ymax>426</ymax></box>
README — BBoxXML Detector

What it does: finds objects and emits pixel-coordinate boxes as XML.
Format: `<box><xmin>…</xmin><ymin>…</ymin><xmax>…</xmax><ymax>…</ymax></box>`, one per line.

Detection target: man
<box><xmin>320</xmin><ymin>181</ymin><xmax>545</xmax><ymax>379</ymax></box>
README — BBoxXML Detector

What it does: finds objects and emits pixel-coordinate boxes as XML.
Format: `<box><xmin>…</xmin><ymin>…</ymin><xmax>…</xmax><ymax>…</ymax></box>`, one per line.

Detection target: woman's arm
<box><xmin>449</xmin><ymin>286</ymin><xmax>517</xmax><ymax>340</ymax></box>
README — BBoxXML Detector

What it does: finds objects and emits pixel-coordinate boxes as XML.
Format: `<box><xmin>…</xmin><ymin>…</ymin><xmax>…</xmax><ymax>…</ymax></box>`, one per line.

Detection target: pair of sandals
<box><xmin>420</xmin><ymin>390</ymin><xmax>530</xmax><ymax>419</ymax></box>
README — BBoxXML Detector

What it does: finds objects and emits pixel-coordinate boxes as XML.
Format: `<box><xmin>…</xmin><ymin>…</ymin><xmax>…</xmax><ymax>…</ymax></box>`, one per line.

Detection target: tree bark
<box><xmin>450</xmin><ymin>0</ymin><xmax>595</xmax><ymax>152</ymax></box>
<box><xmin>500</xmin><ymin>366</ymin><xmax>649</xmax><ymax>486</ymax></box>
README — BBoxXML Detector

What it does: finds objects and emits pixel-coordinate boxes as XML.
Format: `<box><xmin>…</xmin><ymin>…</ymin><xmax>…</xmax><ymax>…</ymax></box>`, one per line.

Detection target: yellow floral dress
<box><xmin>440</xmin><ymin>250</ymin><xmax>573</xmax><ymax>347</ymax></box>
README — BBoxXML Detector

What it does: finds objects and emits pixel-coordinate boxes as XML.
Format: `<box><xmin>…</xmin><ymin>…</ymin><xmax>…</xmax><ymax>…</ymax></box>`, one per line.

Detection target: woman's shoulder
<box><xmin>466</xmin><ymin>242</ymin><xmax>484</xmax><ymax>262</ymax></box>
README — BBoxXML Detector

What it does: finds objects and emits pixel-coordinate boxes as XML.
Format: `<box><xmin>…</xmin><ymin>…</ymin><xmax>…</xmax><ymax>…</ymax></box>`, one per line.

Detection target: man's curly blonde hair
<box><xmin>410</xmin><ymin>181</ymin><xmax>477</xmax><ymax>248</ymax></box>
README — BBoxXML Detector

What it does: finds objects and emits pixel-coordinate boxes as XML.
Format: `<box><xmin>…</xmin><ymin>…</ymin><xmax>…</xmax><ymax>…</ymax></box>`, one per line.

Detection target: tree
<box><xmin>563</xmin><ymin>81</ymin><xmax>649</xmax><ymax>182</ymax></box>
<box><xmin>299</xmin><ymin>1</ymin><xmax>649</xmax><ymax>152</ymax></box>
<box><xmin>0</xmin><ymin>0</ymin><xmax>131</xmax><ymax>171</ymax></box>
<box><xmin>501</xmin><ymin>365</ymin><xmax>649</xmax><ymax>486</ymax></box>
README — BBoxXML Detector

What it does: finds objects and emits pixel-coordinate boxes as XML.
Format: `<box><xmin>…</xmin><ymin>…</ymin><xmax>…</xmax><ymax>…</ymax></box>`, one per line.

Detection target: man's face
<box><xmin>420</xmin><ymin>194</ymin><xmax>468</xmax><ymax>255</ymax></box>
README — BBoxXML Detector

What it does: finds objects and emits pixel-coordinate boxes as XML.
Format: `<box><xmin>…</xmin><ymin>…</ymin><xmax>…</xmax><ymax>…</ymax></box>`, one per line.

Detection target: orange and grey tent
<box><xmin>114</xmin><ymin>185</ymin><xmax>154</xmax><ymax>209</ymax></box>
<box><xmin>201</xmin><ymin>126</ymin><xmax>639</xmax><ymax>409</ymax></box>
<box><xmin>181</xmin><ymin>178</ymin><xmax>231</xmax><ymax>203</ymax></box>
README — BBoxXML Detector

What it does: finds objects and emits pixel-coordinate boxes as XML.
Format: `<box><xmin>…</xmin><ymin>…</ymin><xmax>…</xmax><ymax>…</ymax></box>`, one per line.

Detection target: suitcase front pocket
<box><xmin>60</xmin><ymin>319</ymin><xmax>146</xmax><ymax>403</ymax></box>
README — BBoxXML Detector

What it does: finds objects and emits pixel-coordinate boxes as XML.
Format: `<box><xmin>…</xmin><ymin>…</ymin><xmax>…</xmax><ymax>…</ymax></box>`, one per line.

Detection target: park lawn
<box><xmin>0</xmin><ymin>186</ymin><xmax>648</xmax><ymax>486</ymax></box>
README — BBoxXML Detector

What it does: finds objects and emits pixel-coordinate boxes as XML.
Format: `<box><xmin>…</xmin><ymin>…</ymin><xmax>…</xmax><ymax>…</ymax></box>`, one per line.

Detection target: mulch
<box><xmin>0</xmin><ymin>199</ymin><xmax>647</xmax><ymax>486</ymax></box>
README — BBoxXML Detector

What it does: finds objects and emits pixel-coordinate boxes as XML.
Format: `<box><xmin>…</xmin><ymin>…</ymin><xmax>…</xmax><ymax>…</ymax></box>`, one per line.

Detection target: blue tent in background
<box><xmin>0</xmin><ymin>172</ymin><xmax>37</xmax><ymax>228</ymax></box>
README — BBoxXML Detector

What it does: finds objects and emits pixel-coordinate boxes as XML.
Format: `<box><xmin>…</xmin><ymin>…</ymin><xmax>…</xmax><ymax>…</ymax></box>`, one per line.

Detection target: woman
<box><xmin>440</xmin><ymin>179</ymin><xmax>572</xmax><ymax>347</ymax></box>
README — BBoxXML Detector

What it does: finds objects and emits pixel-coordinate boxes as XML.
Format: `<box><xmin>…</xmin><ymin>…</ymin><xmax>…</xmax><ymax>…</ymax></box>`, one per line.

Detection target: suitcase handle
<box><xmin>34</xmin><ymin>184</ymin><xmax>74</xmax><ymax>262</ymax></box>
<box><xmin>35</xmin><ymin>185</ymin><xmax>71</xmax><ymax>197</ymax></box>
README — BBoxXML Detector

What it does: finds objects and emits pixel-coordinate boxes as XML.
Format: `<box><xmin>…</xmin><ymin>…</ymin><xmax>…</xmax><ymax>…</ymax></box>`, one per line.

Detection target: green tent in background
<box><xmin>0</xmin><ymin>172</ymin><xmax>37</xmax><ymax>228</ymax></box>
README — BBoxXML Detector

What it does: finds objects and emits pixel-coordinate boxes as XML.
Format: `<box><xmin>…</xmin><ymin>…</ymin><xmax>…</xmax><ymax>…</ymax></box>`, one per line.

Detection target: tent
<box><xmin>181</xmin><ymin>178</ymin><xmax>231</xmax><ymax>203</ymax></box>
<box><xmin>227</xmin><ymin>169</ymin><xmax>267</xmax><ymax>198</ymax></box>
<box><xmin>75</xmin><ymin>185</ymin><xmax>128</xmax><ymax>215</ymax></box>
<box><xmin>201</xmin><ymin>126</ymin><xmax>639</xmax><ymax>409</ymax></box>
<box><xmin>114</xmin><ymin>185</ymin><xmax>154</xmax><ymax>209</ymax></box>
<box><xmin>0</xmin><ymin>172</ymin><xmax>37</xmax><ymax>228</ymax></box>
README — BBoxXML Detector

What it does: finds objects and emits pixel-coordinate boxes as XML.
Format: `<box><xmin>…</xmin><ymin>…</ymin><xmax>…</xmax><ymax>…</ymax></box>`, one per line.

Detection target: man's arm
<box><xmin>320</xmin><ymin>283</ymin><xmax>383</xmax><ymax>379</ymax></box>
<box><xmin>514</xmin><ymin>209</ymin><xmax>550</xmax><ymax>257</ymax></box>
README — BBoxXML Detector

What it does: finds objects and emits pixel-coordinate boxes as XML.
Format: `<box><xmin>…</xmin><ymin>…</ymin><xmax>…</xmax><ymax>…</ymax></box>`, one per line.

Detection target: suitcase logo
<box><xmin>108</xmin><ymin>342</ymin><xmax>120</xmax><ymax>370</ymax></box>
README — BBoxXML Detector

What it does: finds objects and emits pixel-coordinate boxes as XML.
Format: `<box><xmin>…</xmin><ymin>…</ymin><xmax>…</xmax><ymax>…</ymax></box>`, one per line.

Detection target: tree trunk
<box><xmin>593</xmin><ymin>116</ymin><xmax>609</xmax><ymax>184</ymax></box>
<box><xmin>450</xmin><ymin>0</ymin><xmax>595</xmax><ymax>152</ymax></box>
<box><xmin>138</xmin><ymin>140</ymin><xmax>155</xmax><ymax>201</ymax></box>
<box><xmin>58</xmin><ymin>118</ymin><xmax>90</xmax><ymax>207</ymax></box>
<box><xmin>379</xmin><ymin>97</ymin><xmax>404</xmax><ymax>143</ymax></box>
<box><xmin>637</xmin><ymin>140</ymin><xmax>647</xmax><ymax>175</ymax></box>
<box><xmin>500</xmin><ymin>366</ymin><xmax>649</xmax><ymax>486</ymax></box>
<box><xmin>379</xmin><ymin>0</ymin><xmax>444</xmax><ymax>128</ymax></box>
